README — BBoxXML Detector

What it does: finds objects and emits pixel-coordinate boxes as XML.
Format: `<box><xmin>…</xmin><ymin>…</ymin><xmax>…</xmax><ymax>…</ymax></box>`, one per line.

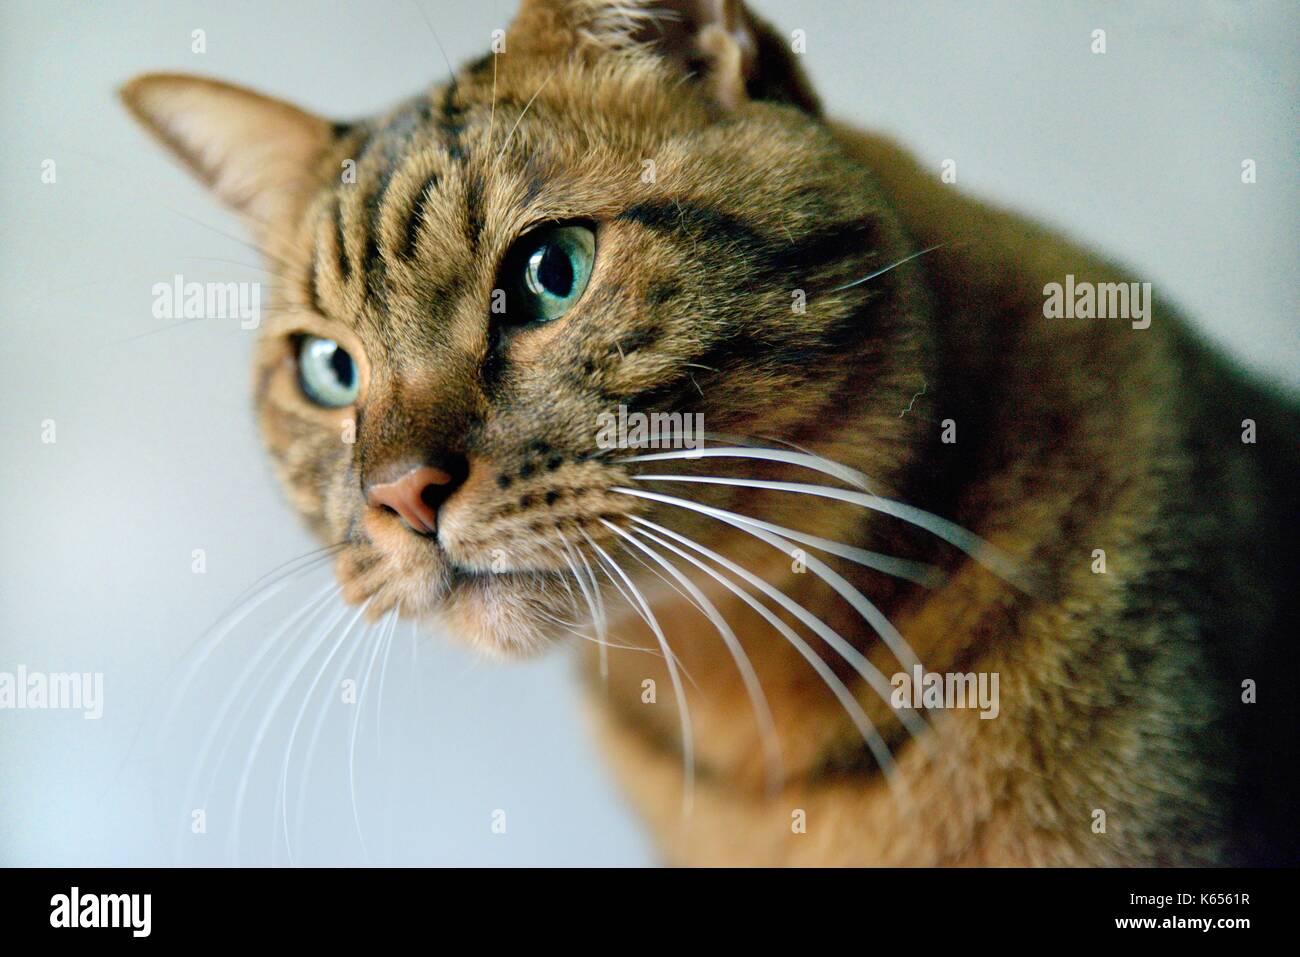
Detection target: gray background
<box><xmin>1</xmin><ymin>0</ymin><xmax>1295</xmax><ymax>865</ymax></box>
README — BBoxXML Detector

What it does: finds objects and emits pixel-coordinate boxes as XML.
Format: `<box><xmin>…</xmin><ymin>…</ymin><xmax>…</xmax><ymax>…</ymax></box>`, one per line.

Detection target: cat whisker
<box><xmin>228</xmin><ymin>596</ymin><xmax>368</xmax><ymax>863</ymax></box>
<box><xmin>688</xmin><ymin>429</ymin><xmax>842</xmax><ymax>459</ymax></box>
<box><xmin>179</xmin><ymin>566</ymin><xmax>340</xmax><ymax>748</ymax></box>
<box><xmin>557</xmin><ymin>529</ymin><xmax>613</xmax><ymax>678</ymax></box>
<box><xmin>347</xmin><ymin>605</ymin><xmax>396</xmax><ymax>865</ymax></box>
<box><xmin>627</xmin><ymin>473</ymin><xmax>1028</xmax><ymax>589</ymax></box>
<box><xmin>625</xmin><ymin>517</ymin><xmax>910</xmax><ymax>800</ymax></box>
<box><xmin>584</xmin><ymin>534</ymin><xmax>656</xmax><ymax>632</ymax></box>
<box><xmin>494</xmin><ymin>67</ymin><xmax>558</xmax><ymax>171</ymax></box>
<box><xmin>218</xmin><ymin>543</ymin><xmax>346</xmax><ymax>622</ymax></box>
<box><xmin>159</xmin><ymin>197</ymin><xmax>306</xmax><ymax>277</ymax></box>
<box><xmin>613</xmin><ymin>532</ymin><xmax>714</xmax><ymax>619</ymax></box>
<box><xmin>603</xmin><ymin>519</ymin><xmax>786</xmax><ymax>796</ymax></box>
<box><xmin>632</xmin><ymin>476</ymin><xmax>942</xmax><ymax>587</ymax></box>
<box><xmin>526</xmin><ymin>539</ymin><xmax>591</xmax><ymax>629</ymax></box>
<box><xmin>534</xmin><ymin>611</ymin><xmax>659</xmax><ymax>654</ymax></box>
<box><xmin>405</xmin><ymin>0</ymin><xmax>456</xmax><ymax>82</ymax></box>
<box><xmin>830</xmin><ymin>243</ymin><xmax>949</xmax><ymax>293</ymax></box>
<box><xmin>111</xmin><ymin>297</ymin><xmax>320</xmax><ymax>343</ymax></box>
<box><xmin>577</xmin><ymin>537</ymin><xmax>703</xmax><ymax>692</ymax></box>
<box><xmin>543</xmin><ymin>546</ymin><xmax>638</xmax><ymax>649</ymax></box>
<box><xmin>615</xmin><ymin>486</ymin><xmax>927</xmax><ymax>681</ymax></box>
<box><xmin>373</xmin><ymin>600</ymin><xmax>402</xmax><ymax>763</ymax></box>
<box><xmin>534</xmin><ymin>605</ymin><xmax>589</xmax><ymax>631</ymax></box>
<box><xmin>55</xmin><ymin>138</ymin><xmax>330</xmax><ymax>281</ymax></box>
<box><xmin>527</xmin><ymin>540</ymin><xmax>655</xmax><ymax>647</ymax></box>
<box><xmin>173</xmin><ymin>581</ymin><xmax>342</xmax><ymax>863</ymax></box>
<box><xmin>111</xmin><ymin>544</ymin><xmax>343</xmax><ymax>800</ymax></box>
<box><xmin>555</xmin><ymin>531</ymin><xmax>607</xmax><ymax>674</ymax></box>
<box><xmin>277</xmin><ymin>597</ymin><xmax>374</xmax><ymax>866</ymax></box>
<box><xmin>178</xmin><ymin>255</ymin><xmax>276</xmax><ymax>275</ymax></box>
<box><xmin>367</xmin><ymin>605</ymin><xmax>403</xmax><ymax>863</ymax></box>
<box><xmin>584</xmin><ymin>531</ymin><xmax>697</xmax><ymax>815</ymax></box>
<box><xmin>615</xmin><ymin>493</ymin><xmax>928</xmax><ymax>740</ymax></box>
<box><xmin>576</xmin><ymin>545</ymin><xmax>613</xmax><ymax>673</ymax></box>
<box><xmin>542</xmin><ymin>540</ymin><xmax>583</xmax><ymax>618</ymax></box>
<box><xmin>487</xmin><ymin>51</ymin><xmax>499</xmax><ymax>154</ymax></box>
<box><xmin>258</xmin><ymin>304</ymin><xmax>333</xmax><ymax>322</ymax></box>
<box><xmin>110</xmin><ymin>318</ymin><xmax>208</xmax><ymax>345</ymax></box>
<box><xmin>616</xmin><ymin>444</ymin><xmax>875</xmax><ymax>492</ymax></box>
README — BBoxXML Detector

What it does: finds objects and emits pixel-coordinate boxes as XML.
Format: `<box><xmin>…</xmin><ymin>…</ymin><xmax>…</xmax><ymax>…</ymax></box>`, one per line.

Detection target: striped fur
<box><xmin>122</xmin><ymin>0</ymin><xmax>1298</xmax><ymax>865</ymax></box>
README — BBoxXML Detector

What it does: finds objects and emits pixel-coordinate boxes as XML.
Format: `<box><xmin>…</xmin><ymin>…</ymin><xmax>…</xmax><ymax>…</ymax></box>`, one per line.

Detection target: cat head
<box><xmin>121</xmin><ymin>0</ymin><xmax>926</xmax><ymax>657</ymax></box>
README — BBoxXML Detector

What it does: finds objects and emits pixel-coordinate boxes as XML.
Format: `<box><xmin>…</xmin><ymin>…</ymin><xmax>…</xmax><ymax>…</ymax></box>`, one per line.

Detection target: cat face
<box><xmin>123</xmin><ymin>0</ymin><xmax>925</xmax><ymax>656</ymax></box>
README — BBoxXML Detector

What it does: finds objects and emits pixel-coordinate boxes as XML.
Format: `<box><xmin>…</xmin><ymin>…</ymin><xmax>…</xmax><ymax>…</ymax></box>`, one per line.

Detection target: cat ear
<box><xmin>119</xmin><ymin>73</ymin><xmax>335</xmax><ymax>234</ymax></box>
<box><xmin>510</xmin><ymin>0</ymin><xmax>820</xmax><ymax>114</ymax></box>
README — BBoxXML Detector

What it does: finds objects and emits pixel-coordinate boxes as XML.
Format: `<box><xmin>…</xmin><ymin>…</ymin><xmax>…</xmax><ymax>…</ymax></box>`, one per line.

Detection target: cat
<box><xmin>121</xmin><ymin>0</ymin><xmax>1299</xmax><ymax>866</ymax></box>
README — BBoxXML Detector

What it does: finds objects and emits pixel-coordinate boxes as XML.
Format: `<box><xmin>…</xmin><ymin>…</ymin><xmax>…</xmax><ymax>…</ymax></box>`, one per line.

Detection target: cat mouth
<box><xmin>350</xmin><ymin>528</ymin><xmax>575</xmax><ymax>603</ymax></box>
<box><xmin>343</xmin><ymin>471</ymin><xmax>638</xmax><ymax>651</ymax></box>
<box><xmin>430</xmin><ymin>557</ymin><xmax>584</xmax><ymax>657</ymax></box>
<box><xmin>444</xmin><ymin>563</ymin><xmax>566</xmax><ymax>588</ymax></box>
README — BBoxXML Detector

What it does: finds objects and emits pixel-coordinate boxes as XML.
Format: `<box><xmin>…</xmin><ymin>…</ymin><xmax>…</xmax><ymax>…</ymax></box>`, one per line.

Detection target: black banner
<box><xmin>0</xmin><ymin>867</ymin><xmax>1282</xmax><ymax>942</ymax></box>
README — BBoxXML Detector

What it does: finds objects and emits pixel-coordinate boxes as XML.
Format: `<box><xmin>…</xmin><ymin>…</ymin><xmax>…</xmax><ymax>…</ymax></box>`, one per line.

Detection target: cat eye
<box><xmin>509</xmin><ymin>224</ymin><xmax>596</xmax><ymax>323</ymax></box>
<box><xmin>296</xmin><ymin>335</ymin><xmax>359</xmax><ymax>407</ymax></box>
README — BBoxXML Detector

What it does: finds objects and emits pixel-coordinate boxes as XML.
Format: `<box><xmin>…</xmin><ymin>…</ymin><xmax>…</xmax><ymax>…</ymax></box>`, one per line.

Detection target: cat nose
<box><xmin>365</xmin><ymin>457</ymin><xmax>468</xmax><ymax>534</ymax></box>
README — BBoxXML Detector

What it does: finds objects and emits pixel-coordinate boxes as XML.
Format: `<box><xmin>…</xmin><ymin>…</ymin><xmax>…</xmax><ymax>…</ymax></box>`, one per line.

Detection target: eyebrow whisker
<box><xmin>493</xmin><ymin>67</ymin><xmax>558</xmax><ymax>171</ymax></box>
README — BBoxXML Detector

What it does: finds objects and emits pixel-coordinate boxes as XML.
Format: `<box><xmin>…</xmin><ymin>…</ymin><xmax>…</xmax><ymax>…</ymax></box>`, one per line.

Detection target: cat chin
<box><xmin>431</xmin><ymin>570</ymin><xmax>573</xmax><ymax>660</ymax></box>
<box><xmin>336</xmin><ymin>524</ymin><xmax>581</xmax><ymax>657</ymax></box>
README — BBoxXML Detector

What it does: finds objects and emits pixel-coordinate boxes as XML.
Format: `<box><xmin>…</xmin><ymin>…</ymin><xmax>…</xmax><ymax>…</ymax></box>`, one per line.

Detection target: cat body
<box><xmin>584</xmin><ymin>126</ymin><xmax>1300</xmax><ymax>866</ymax></box>
<box><xmin>121</xmin><ymin>0</ymin><xmax>1298</xmax><ymax>866</ymax></box>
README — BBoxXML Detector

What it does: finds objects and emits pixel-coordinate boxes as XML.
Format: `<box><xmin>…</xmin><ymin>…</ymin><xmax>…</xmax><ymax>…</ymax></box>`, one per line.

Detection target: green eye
<box><xmin>515</xmin><ymin>225</ymin><xmax>595</xmax><ymax>322</ymax></box>
<box><xmin>297</xmin><ymin>335</ymin><xmax>359</xmax><ymax>407</ymax></box>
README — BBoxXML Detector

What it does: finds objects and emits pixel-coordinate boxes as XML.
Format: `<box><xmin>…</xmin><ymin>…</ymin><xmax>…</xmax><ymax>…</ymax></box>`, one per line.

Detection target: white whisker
<box><xmin>347</xmin><ymin>607</ymin><xmax>395</xmax><ymax>865</ymax></box>
<box><xmin>173</xmin><ymin>581</ymin><xmax>341</xmax><ymax>863</ymax></box>
<box><xmin>616</xmin><ymin>445</ymin><xmax>874</xmax><ymax>492</ymax></box>
<box><xmin>619</xmin><ymin>501</ymin><xmax>927</xmax><ymax>740</ymax></box>
<box><xmin>605</xmin><ymin>519</ymin><xmax>785</xmax><ymax>795</ymax></box>
<box><xmin>555</xmin><ymin>532</ymin><xmax>608</xmax><ymax>674</ymax></box>
<box><xmin>615</xmin><ymin>487</ymin><xmax>926</xmax><ymax>681</ymax></box>
<box><xmin>627</xmin><ymin>474</ymin><xmax>1027</xmax><ymax>589</ymax></box>
<box><xmin>626</xmin><ymin>517</ymin><xmax>909</xmax><ymax>799</ymax></box>
<box><xmin>149</xmin><ymin>547</ymin><xmax>342</xmax><ymax>759</ymax></box>
<box><xmin>559</xmin><ymin>530</ymin><xmax>612</xmax><ymax>679</ymax></box>
<box><xmin>494</xmin><ymin>68</ymin><xmax>557</xmax><ymax>170</ymax></box>
<box><xmin>616</xmin><ymin>534</ymin><xmax>714</xmax><ymax>618</ymax></box>
<box><xmin>831</xmin><ymin>243</ymin><xmax>948</xmax><ymax>292</ymax></box>
<box><xmin>373</xmin><ymin>601</ymin><xmax>402</xmax><ymax>761</ymax></box>
<box><xmin>585</xmin><ymin>532</ymin><xmax>696</xmax><ymax>815</ymax></box>
<box><xmin>231</xmin><ymin>593</ymin><xmax>361</xmax><ymax>863</ymax></box>
<box><xmin>262</xmin><ymin>597</ymin><xmax>371</xmax><ymax>865</ymax></box>
<box><xmin>486</xmin><ymin>52</ymin><xmax>499</xmax><ymax>153</ymax></box>
<box><xmin>632</xmin><ymin>476</ymin><xmax>942</xmax><ymax>587</ymax></box>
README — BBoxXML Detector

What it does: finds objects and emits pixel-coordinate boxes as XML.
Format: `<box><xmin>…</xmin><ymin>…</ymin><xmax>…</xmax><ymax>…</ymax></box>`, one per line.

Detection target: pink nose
<box><xmin>365</xmin><ymin>464</ymin><xmax>460</xmax><ymax>534</ymax></box>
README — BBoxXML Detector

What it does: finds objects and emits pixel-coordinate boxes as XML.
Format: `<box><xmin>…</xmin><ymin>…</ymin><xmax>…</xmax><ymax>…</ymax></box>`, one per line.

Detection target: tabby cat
<box><xmin>121</xmin><ymin>0</ymin><xmax>1298</xmax><ymax>865</ymax></box>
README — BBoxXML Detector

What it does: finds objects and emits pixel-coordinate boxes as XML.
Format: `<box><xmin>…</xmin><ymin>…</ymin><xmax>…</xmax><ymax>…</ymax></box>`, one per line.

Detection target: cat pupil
<box><xmin>537</xmin><ymin>243</ymin><xmax>573</xmax><ymax>297</ymax></box>
<box><xmin>330</xmin><ymin>347</ymin><xmax>354</xmax><ymax>387</ymax></box>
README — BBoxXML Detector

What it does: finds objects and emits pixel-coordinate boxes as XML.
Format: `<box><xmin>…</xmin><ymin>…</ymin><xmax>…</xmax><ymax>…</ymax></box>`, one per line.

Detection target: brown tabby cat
<box><xmin>121</xmin><ymin>0</ymin><xmax>1298</xmax><ymax>865</ymax></box>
